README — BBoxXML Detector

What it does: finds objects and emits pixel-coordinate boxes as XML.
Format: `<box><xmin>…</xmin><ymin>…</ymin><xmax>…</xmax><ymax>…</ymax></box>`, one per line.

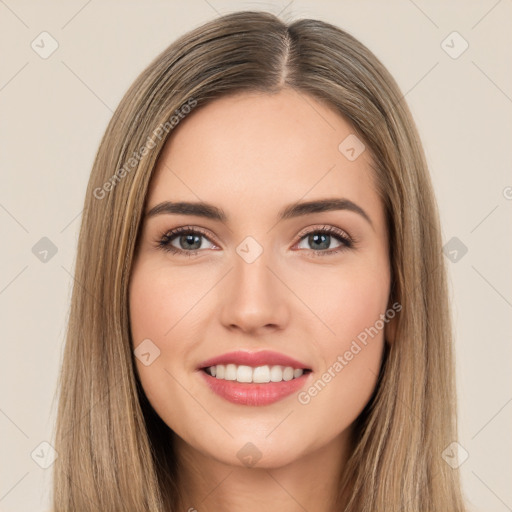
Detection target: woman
<box><xmin>52</xmin><ymin>10</ymin><xmax>468</xmax><ymax>511</ymax></box>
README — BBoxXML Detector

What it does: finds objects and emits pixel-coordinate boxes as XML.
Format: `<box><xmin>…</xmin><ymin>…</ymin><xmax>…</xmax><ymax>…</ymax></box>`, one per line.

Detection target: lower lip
<box><xmin>199</xmin><ymin>370</ymin><xmax>311</xmax><ymax>406</ymax></box>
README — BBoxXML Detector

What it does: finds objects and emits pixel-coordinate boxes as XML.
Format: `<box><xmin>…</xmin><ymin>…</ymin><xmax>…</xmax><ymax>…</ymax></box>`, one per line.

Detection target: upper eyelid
<box><xmin>160</xmin><ymin>224</ymin><xmax>353</xmax><ymax>246</ymax></box>
<box><xmin>296</xmin><ymin>224</ymin><xmax>351</xmax><ymax>241</ymax></box>
<box><xmin>162</xmin><ymin>225</ymin><xmax>217</xmax><ymax>242</ymax></box>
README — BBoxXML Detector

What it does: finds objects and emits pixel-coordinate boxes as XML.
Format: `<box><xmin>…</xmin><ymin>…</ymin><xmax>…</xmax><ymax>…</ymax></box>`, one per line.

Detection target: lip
<box><xmin>199</xmin><ymin>370</ymin><xmax>312</xmax><ymax>406</ymax></box>
<box><xmin>197</xmin><ymin>350</ymin><xmax>312</xmax><ymax>406</ymax></box>
<box><xmin>198</xmin><ymin>350</ymin><xmax>311</xmax><ymax>370</ymax></box>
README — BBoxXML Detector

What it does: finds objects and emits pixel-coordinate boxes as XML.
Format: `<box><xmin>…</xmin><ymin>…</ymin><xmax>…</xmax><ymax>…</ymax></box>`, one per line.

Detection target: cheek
<box><xmin>129</xmin><ymin>261</ymin><xmax>208</xmax><ymax>347</ymax></box>
<box><xmin>128</xmin><ymin>260</ymin><xmax>221</xmax><ymax>382</ymax></box>
<box><xmin>300</xmin><ymin>260</ymin><xmax>390</xmax><ymax>348</ymax></box>
<box><xmin>293</xmin><ymin>260</ymin><xmax>389</xmax><ymax>412</ymax></box>
<box><xmin>128</xmin><ymin>262</ymin><xmax>203</xmax><ymax>431</ymax></box>
<box><xmin>128</xmin><ymin>262</ymin><xmax>190</xmax><ymax>396</ymax></box>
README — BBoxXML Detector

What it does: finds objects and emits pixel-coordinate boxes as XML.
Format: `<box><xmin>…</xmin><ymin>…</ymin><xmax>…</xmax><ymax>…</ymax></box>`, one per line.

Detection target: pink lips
<box><xmin>197</xmin><ymin>350</ymin><xmax>312</xmax><ymax>406</ymax></box>
<box><xmin>198</xmin><ymin>350</ymin><xmax>311</xmax><ymax>370</ymax></box>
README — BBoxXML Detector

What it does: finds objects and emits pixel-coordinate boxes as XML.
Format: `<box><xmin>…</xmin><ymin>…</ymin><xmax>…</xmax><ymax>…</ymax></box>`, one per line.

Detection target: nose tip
<box><xmin>219</xmin><ymin>256</ymin><xmax>290</xmax><ymax>334</ymax></box>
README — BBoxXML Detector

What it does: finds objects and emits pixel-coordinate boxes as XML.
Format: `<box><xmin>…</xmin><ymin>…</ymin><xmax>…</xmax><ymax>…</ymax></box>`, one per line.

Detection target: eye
<box><xmin>294</xmin><ymin>225</ymin><xmax>353</xmax><ymax>256</ymax></box>
<box><xmin>156</xmin><ymin>226</ymin><xmax>217</xmax><ymax>257</ymax></box>
<box><xmin>155</xmin><ymin>224</ymin><xmax>354</xmax><ymax>258</ymax></box>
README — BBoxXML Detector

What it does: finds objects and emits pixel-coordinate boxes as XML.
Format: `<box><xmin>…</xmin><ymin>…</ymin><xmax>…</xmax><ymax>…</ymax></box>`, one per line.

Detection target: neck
<box><xmin>173</xmin><ymin>428</ymin><xmax>354</xmax><ymax>512</ymax></box>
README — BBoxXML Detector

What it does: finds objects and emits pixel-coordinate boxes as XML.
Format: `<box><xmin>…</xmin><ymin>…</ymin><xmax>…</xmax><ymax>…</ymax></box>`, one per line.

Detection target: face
<box><xmin>129</xmin><ymin>88</ymin><xmax>392</xmax><ymax>469</ymax></box>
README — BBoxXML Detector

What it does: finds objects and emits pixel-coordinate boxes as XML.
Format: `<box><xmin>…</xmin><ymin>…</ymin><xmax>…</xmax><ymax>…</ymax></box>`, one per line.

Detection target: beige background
<box><xmin>1</xmin><ymin>1</ymin><xmax>511</xmax><ymax>511</ymax></box>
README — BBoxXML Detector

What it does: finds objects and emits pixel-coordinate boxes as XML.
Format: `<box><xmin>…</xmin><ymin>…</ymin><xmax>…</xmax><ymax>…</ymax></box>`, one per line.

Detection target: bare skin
<box><xmin>129</xmin><ymin>88</ymin><xmax>394</xmax><ymax>511</ymax></box>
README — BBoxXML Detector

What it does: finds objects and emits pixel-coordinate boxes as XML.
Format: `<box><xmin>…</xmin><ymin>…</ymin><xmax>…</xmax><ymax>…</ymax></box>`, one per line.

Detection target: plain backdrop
<box><xmin>1</xmin><ymin>1</ymin><xmax>511</xmax><ymax>511</ymax></box>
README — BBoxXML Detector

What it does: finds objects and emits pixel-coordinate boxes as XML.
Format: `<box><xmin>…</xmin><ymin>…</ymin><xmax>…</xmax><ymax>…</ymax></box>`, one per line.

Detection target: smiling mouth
<box><xmin>202</xmin><ymin>364</ymin><xmax>312</xmax><ymax>384</ymax></box>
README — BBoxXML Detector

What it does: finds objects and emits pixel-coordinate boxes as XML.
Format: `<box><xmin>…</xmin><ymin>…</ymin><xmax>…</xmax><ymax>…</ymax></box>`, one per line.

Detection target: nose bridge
<box><xmin>219</xmin><ymin>243</ymin><xmax>289</xmax><ymax>333</ymax></box>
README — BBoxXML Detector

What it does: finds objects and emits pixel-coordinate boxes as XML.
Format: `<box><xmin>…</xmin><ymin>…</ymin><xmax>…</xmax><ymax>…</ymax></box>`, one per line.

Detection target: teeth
<box><xmin>282</xmin><ymin>367</ymin><xmax>294</xmax><ymax>381</ymax></box>
<box><xmin>237</xmin><ymin>365</ymin><xmax>253</xmax><ymax>383</ymax></box>
<box><xmin>225</xmin><ymin>364</ymin><xmax>237</xmax><ymax>380</ymax></box>
<box><xmin>206</xmin><ymin>364</ymin><xmax>305</xmax><ymax>383</ymax></box>
<box><xmin>253</xmin><ymin>365</ymin><xmax>270</xmax><ymax>383</ymax></box>
<box><xmin>270</xmin><ymin>365</ymin><xmax>283</xmax><ymax>382</ymax></box>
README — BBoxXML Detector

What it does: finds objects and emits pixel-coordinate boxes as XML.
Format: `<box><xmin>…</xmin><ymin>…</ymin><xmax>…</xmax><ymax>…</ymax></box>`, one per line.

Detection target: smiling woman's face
<box><xmin>129</xmin><ymin>88</ymin><xmax>392</xmax><ymax>469</ymax></box>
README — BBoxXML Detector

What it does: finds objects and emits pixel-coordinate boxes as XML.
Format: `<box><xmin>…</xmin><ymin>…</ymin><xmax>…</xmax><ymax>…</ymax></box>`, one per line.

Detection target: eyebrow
<box><xmin>145</xmin><ymin>198</ymin><xmax>373</xmax><ymax>228</ymax></box>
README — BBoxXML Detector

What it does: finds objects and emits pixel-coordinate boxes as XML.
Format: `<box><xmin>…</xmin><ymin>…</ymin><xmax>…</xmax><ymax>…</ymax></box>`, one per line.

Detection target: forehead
<box><xmin>146</xmin><ymin>89</ymin><xmax>381</xmax><ymax>226</ymax></box>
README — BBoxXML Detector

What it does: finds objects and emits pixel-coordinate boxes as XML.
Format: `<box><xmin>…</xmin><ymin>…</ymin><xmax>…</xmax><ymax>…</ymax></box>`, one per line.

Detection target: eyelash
<box><xmin>155</xmin><ymin>225</ymin><xmax>355</xmax><ymax>258</ymax></box>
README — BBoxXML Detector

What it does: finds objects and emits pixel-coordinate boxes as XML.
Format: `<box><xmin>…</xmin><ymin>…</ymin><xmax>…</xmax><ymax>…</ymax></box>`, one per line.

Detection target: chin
<box><xmin>208</xmin><ymin>429</ymin><xmax>315</xmax><ymax>470</ymax></box>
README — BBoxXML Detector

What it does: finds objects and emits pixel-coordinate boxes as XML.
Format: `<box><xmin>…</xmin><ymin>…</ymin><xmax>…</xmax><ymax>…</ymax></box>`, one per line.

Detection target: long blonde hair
<box><xmin>52</xmin><ymin>10</ymin><xmax>467</xmax><ymax>511</ymax></box>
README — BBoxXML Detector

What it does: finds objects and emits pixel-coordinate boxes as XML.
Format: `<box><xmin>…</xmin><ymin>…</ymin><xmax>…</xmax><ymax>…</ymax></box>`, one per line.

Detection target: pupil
<box><xmin>181</xmin><ymin>234</ymin><xmax>201</xmax><ymax>250</ymax></box>
<box><xmin>310</xmin><ymin>233</ymin><xmax>329</xmax><ymax>250</ymax></box>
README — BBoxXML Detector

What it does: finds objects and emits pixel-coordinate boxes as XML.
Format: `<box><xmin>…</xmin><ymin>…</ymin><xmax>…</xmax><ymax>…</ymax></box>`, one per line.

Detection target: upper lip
<box><xmin>198</xmin><ymin>350</ymin><xmax>311</xmax><ymax>370</ymax></box>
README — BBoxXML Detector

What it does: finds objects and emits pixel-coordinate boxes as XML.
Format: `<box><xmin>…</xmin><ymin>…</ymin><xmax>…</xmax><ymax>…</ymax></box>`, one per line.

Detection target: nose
<box><xmin>219</xmin><ymin>251</ymin><xmax>290</xmax><ymax>335</ymax></box>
